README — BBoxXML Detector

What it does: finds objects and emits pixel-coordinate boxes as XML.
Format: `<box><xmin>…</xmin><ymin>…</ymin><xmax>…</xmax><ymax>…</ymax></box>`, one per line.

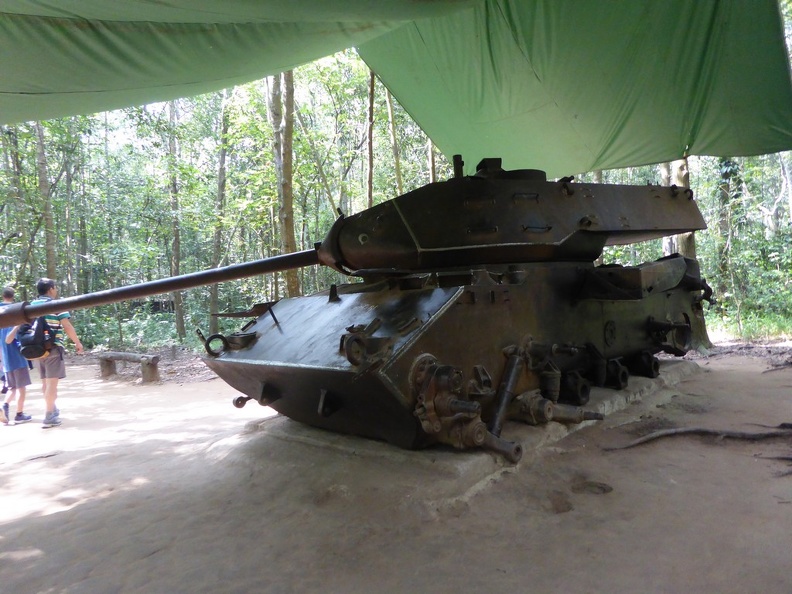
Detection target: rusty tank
<box><xmin>0</xmin><ymin>157</ymin><xmax>710</xmax><ymax>462</ymax></box>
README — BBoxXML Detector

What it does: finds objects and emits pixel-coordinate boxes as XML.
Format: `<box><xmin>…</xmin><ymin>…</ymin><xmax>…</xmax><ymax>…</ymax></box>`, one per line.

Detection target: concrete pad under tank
<box><xmin>231</xmin><ymin>359</ymin><xmax>700</xmax><ymax>501</ymax></box>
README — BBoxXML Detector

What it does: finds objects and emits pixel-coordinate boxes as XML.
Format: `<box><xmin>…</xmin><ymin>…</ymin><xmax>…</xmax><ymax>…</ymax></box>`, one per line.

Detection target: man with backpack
<box><xmin>0</xmin><ymin>287</ymin><xmax>32</xmax><ymax>425</ymax></box>
<box><xmin>26</xmin><ymin>278</ymin><xmax>83</xmax><ymax>428</ymax></box>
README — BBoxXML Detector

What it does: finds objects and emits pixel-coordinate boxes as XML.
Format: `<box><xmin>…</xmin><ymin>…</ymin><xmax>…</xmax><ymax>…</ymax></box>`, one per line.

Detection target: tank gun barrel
<box><xmin>0</xmin><ymin>248</ymin><xmax>319</xmax><ymax>327</ymax></box>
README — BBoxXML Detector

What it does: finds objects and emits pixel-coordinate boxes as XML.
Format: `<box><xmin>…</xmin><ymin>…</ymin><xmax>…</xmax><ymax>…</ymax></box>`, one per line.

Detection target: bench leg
<box><xmin>99</xmin><ymin>359</ymin><xmax>117</xmax><ymax>379</ymax></box>
<box><xmin>141</xmin><ymin>361</ymin><xmax>160</xmax><ymax>383</ymax></box>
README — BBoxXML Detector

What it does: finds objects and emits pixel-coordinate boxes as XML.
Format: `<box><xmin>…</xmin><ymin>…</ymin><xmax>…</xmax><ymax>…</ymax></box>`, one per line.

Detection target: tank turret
<box><xmin>0</xmin><ymin>158</ymin><xmax>710</xmax><ymax>462</ymax></box>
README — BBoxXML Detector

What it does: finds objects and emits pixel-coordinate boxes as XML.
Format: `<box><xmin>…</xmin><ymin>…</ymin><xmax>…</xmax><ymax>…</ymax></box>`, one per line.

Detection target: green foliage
<box><xmin>586</xmin><ymin>151</ymin><xmax>792</xmax><ymax>342</ymax></box>
<box><xmin>78</xmin><ymin>308</ymin><xmax>206</xmax><ymax>352</ymax></box>
<box><xmin>120</xmin><ymin>312</ymin><xmax>186</xmax><ymax>349</ymax></box>
<box><xmin>706</xmin><ymin>309</ymin><xmax>792</xmax><ymax>342</ymax></box>
<box><xmin>689</xmin><ymin>153</ymin><xmax>792</xmax><ymax>339</ymax></box>
<box><xmin>601</xmin><ymin>240</ymin><xmax>664</xmax><ymax>267</ymax></box>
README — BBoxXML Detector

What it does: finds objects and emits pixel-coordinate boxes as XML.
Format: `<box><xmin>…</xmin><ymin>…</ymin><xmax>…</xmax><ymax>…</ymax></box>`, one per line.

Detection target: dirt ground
<box><xmin>1</xmin><ymin>342</ymin><xmax>791</xmax><ymax>594</ymax></box>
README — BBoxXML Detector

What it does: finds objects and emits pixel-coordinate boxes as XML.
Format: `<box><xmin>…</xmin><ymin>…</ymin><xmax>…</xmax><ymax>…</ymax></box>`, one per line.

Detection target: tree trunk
<box><xmin>63</xmin><ymin>118</ymin><xmax>79</xmax><ymax>295</ymax></box>
<box><xmin>35</xmin><ymin>122</ymin><xmax>57</xmax><ymax>279</ymax></box>
<box><xmin>673</xmin><ymin>156</ymin><xmax>711</xmax><ymax>350</ymax></box>
<box><xmin>2</xmin><ymin>126</ymin><xmax>32</xmax><ymax>291</ymax></box>
<box><xmin>18</xmin><ymin>217</ymin><xmax>42</xmax><ymax>297</ymax></box>
<box><xmin>295</xmin><ymin>108</ymin><xmax>338</xmax><ymax>215</ymax></box>
<box><xmin>2</xmin><ymin>126</ymin><xmax>22</xmax><ymax>204</ymax></box>
<box><xmin>659</xmin><ymin>159</ymin><xmax>710</xmax><ymax>349</ymax></box>
<box><xmin>210</xmin><ymin>92</ymin><xmax>229</xmax><ymax>335</ymax></box>
<box><xmin>779</xmin><ymin>154</ymin><xmax>792</xmax><ymax>227</ymax></box>
<box><xmin>168</xmin><ymin>102</ymin><xmax>187</xmax><ymax>340</ymax></box>
<box><xmin>671</xmin><ymin>159</ymin><xmax>696</xmax><ymax>259</ymax></box>
<box><xmin>592</xmin><ymin>170</ymin><xmax>604</xmax><ymax>265</ymax></box>
<box><xmin>268</xmin><ymin>71</ymin><xmax>301</xmax><ymax>298</ymax></box>
<box><xmin>77</xmin><ymin>160</ymin><xmax>89</xmax><ymax>293</ymax></box>
<box><xmin>427</xmin><ymin>140</ymin><xmax>436</xmax><ymax>184</ymax></box>
<box><xmin>64</xmin><ymin>155</ymin><xmax>75</xmax><ymax>294</ymax></box>
<box><xmin>658</xmin><ymin>162</ymin><xmax>677</xmax><ymax>255</ymax></box>
<box><xmin>367</xmin><ymin>70</ymin><xmax>375</xmax><ymax>209</ymax></box>
<box><xmin>716</xmin><ymin>158</ymin><xmax>736</xmax><ymax>301</ymax></box>
<box><xmin>385</xmin><ymin>90</ymin><xmax>403</xmax><ymax>195</ymax></box>
<box><xmin>280</xmin><ymin>71</ymin><xmax>300</xmax><ymax>297</ymax></box>
<box><xmin>103</xmin><ymin>113</ymin><xmax>114</xmax><ymax>245</ymax></box>
<box><xmin>269</xmin><ymin>205</ymin><xmax>280</xmax><ymax>302</ymax></box>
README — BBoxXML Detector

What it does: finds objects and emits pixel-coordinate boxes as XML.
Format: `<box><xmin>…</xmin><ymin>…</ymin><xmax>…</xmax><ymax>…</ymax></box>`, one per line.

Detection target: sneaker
<box><xmin>42</xmin><ymin>412</ymin><xmax>61</xmax><ymax>428</ymax></box>
<box><xmin>14</xmin><ymin>412</ymin><xmax>32</xmax><ymax>424</ymax></box>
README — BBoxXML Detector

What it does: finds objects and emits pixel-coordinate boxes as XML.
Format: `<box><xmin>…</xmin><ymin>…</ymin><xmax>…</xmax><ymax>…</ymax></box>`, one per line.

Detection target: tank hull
<box><xmin>203</xmin><ymin>255</ymin><xmax>704</xmax><ymax>452</ymax></box>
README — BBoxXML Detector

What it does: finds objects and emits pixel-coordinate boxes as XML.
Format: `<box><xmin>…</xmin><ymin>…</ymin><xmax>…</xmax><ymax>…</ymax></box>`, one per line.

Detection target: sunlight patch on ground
<box><xmin>0</xmin><ymin>548</ymin><xmax>43</xmax><ymax>561</ymax></box>
<box><xmin>0</xmin><ymin>362</ymin><xmax>278</xmax><ymax>526</ymax></box>
<box><xmin>708</xmin><ymin>327</ymin><xmax>742</xmax><ymax>344</ymax></box>
<box><xmin>0</xmin><ymin>450</ymin><xmax>155</xmax><ymax>523</ymax></box>
<box><xmin>709</xmin><ymin>327</ymin><xmax>792</xmax><ymax>347</ymax></box>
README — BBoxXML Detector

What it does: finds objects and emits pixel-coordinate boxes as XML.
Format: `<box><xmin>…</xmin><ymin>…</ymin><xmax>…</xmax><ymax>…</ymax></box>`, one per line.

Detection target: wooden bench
<box><xmin>98</xmin><ymin>352</ymin><xmax>161</xmax><ymax>383</ymax></box>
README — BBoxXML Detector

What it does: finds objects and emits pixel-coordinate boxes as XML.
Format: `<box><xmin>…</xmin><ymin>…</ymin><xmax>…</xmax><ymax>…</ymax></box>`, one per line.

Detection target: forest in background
<box><xmin>1</xmin><ymin>33</ymin><xmax>791</xmax><ymax>351</ymax></box>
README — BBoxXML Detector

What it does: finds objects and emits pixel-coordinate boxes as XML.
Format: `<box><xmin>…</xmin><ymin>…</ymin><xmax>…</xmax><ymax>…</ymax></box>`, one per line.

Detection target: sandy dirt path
<box><xmin>0</xmin><ymin>351</ymin><xmax>791</xmax><ymax>593</ymax></box>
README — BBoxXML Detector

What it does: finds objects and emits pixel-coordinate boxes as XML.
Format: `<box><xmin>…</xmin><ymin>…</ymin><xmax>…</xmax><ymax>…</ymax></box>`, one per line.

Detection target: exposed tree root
<box><xmin>749</xmin><ymin>422</ymin><xmax>792</xmax><ymax>429</ymax></box>
<box><xmin>755</xmin><ymin>455</ymin><xmax>792</xmax><ymax>463</ymax></box>
<box><xmin>604</xmin><ymin>426</ymin><xmax>792</xmax><ymax>451</ymax></box>
<box><xmin>761</xmin><ymin>363</ymin><xmax>792</xmax><ymax>373</ymax></box>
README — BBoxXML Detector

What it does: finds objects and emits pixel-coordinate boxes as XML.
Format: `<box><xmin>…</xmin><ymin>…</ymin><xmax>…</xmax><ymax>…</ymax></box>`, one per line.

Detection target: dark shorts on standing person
<box><xmin>38</xmin><ymin>346</ymin><xmax>66</xmax><ymax>379</ymax></box>
<box><xmin>6</xmin><ymin>366</ymin><xmax>31</xmax><ymax>388</ymax></box>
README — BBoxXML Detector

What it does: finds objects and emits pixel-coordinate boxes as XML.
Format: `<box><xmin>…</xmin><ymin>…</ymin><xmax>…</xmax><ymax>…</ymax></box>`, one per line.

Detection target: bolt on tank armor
<box><xmin>0</xmin><ymin>157</ymin><xmax>712</xmax><ymax>462</ymax></box>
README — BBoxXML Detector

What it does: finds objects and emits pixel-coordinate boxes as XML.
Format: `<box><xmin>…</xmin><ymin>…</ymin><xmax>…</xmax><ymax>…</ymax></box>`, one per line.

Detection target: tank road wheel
<box><xmin>626</xmin><ymin>351</ymin><xmax>660</xmax><ymax>378</ymax></box>
<box><xmin>606</xmin><ymin>360</ymin><xmax>630</xmax><ymax>390</ymax></box>
<box><xmin>560</xmin><ymin>371</ymin><xmax>591</xmax><ymax>406</ymax></box>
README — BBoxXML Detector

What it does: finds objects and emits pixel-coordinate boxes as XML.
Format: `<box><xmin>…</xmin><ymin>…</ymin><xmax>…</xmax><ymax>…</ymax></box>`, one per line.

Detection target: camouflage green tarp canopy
<box><xmin>2</xmin><ymin>0</ymin><xmax>791</xmax><ymax>176</ymax></box>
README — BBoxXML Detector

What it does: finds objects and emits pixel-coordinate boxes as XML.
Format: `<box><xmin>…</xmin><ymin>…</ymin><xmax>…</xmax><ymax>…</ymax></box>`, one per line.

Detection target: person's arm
<box><xmin>60</xmin><ymin>318</ymin><xmax>84</xmax><ymax>354</ymax></box>
<box><xmin>5</xmin><ymin>326</ymin><xmax>18</xmax><ymax>344</ymax></box>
